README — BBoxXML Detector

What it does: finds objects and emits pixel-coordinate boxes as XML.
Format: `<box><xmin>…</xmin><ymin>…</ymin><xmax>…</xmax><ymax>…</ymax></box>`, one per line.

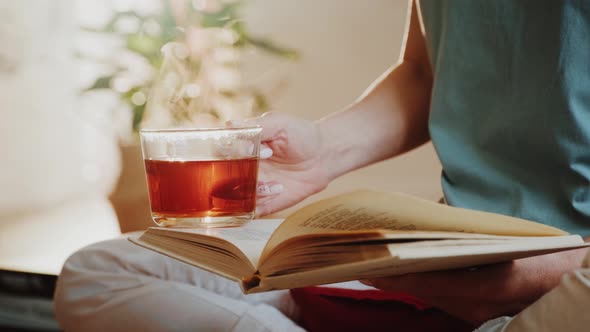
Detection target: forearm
<box><xmin>317</xmin><ymin>59</ymin><xmax>432</xmax><ymax>180</ymax></box>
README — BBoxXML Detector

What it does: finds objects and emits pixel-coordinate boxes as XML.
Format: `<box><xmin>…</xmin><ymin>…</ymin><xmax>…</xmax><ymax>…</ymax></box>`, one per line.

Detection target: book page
<box><xmin>261</xmin><ymin>190</ymin><xmax>567</xmax><ymax>259</ymax></box>
<box><xmin>148</xmin><ymin>219</ymin><xmax>282</xmax><ymax>267</ymax></box>
<box><xmin>129</xmin><ymin>235</ymin><xmax>242</xmax><ymax>282</ymax></box>
<box><xmin>248</xmin><ymin>235</ymin><xmax>587</xmax><ymax>294</ymax></box>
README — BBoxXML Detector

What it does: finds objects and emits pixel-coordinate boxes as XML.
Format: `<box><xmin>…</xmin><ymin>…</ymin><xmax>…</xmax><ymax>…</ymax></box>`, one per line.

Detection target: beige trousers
<box><xmin>477</xmin><ymin>251</ymin><xmax>590</xmax><ymax>332</ymax></box>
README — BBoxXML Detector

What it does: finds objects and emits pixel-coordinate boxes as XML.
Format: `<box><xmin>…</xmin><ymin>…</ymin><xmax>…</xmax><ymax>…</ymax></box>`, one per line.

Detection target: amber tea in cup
<box><xmin>140</xmin><ymin>127</ymin><xmax>262</xmax><ymax>228</ymax></box>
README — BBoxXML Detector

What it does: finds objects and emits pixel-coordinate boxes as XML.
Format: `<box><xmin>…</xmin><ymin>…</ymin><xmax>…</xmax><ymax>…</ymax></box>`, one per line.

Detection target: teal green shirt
<box><xmin>420</xmin><ymin>0</ymin><xmax>590</xmax><ymax>236</ymax></box>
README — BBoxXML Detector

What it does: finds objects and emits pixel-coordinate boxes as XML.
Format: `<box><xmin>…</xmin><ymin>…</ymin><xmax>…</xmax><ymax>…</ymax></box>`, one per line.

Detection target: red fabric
<box><xmin>290</xmin><ymin>287</ymin><xmax>474</xmax><ymax>332</ymax></box>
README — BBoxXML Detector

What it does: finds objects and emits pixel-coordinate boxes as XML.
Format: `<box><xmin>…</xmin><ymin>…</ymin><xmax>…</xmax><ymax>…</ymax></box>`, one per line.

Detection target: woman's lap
<box><xmin>53</xmin><ymin>235</ymin><xmax>303</xmax><ymax>332</ymax></box>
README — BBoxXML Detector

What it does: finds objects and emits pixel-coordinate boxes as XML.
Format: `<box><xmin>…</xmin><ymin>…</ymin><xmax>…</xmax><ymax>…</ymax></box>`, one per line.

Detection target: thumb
<box><xmin>227</xmin><ymin>112</ymin><xmax>287</xmax><ymax>142</ymax></box>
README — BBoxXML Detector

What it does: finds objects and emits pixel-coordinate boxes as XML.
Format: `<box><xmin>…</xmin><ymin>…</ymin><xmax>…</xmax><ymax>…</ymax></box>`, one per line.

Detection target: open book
<box><xmin>129</xmin><ymin>191</ymin><xmax>588</xmax><ymax>294</ymax></box>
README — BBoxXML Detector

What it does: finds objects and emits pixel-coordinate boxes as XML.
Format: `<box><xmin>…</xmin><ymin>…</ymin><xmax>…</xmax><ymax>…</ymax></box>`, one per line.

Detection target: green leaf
<box><xmin>132</xmin><ymin>104</ymin><xmax>146</xmax><ymax>132</ymax></box>
<box><xmin>122</xmin><ymin>86</ymin><xmax>141</xmax><ymax>100</ymax></box>
<box><xmin>127</xmin><ymin>34</ymin><xmax>161</xmax><ymax>56</ymax></box>
<box><xmin>85</xmin><ymin>75</ymin><xmax>114</xmax><ymax>91</ymax></box>
<box><xmin>159</xmin><ymin>2</ymin><xmax>181</xmax><ymax>40</ymax></box>
<box><xmin>126</xmin><ymin>33</ymin><xmax>164</xmax><ymax>67</ymax></box>
<box><xmin>252</xmin><ymin>91</ymin><xmax>269</xmax><ymax>113</ymax></box>
<box><xmin>245</xmin><ymin>36</ymin><xmax>300</xmax><ymax>60</ymax></box>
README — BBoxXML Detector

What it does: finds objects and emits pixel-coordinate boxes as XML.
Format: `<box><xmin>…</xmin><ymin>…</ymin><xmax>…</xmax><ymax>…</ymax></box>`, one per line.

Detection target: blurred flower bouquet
<box><xmin>83</xmin><ymin>0</ymin><xmax>297</xmax><ymax>135</ymax></box>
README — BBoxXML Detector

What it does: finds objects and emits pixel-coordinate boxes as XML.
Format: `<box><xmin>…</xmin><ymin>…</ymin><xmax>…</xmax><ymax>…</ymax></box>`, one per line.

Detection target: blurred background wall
<box><xmin>104</xmin><ymin>0</ymin><xmax>442</xmax><ymax>223</ymax></box>
<box><xmin>0</xmin><ymin>0</ymin><xmax>442</xmax><ymax>275</ymax></box>
<box><xmin>240</xmin><ymin>0</ymin><xmax>442</xmax><ymax>215</ymax></box>
<box><xmin>0</xmin><ymin>2</ymin><xmax>440</xmax><ymax>329</ymax></box>
<box><xmin>0</xmin><ymin>1</ymin><xmax>122</xmax><ymax>275</ymax></box>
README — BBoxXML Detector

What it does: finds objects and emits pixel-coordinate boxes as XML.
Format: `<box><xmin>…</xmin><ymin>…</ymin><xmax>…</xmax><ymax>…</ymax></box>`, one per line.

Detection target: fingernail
<box><xmin>260</xmin><ymin>147</ymin><xmax>273</xmax><ymax>159</ymax></box>
<box><xmin>270</xmin><ymin>183</ymin><xmax>284</xmax><ymax>194</ymax></box>
<box><xmin>257</xmin><ymin>184</ymin><xmax>271</xmax><ymax>195</ymax></box>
